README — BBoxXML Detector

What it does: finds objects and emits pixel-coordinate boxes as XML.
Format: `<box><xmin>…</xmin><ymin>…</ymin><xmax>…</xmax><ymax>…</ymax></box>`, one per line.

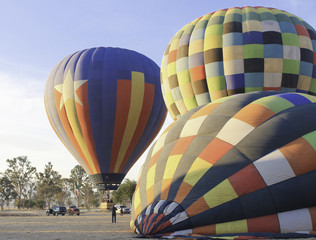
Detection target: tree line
<box><xmin>0</xmin><ymin>156</ymin><xmax>136</xmax><ymax>210</ymax></box>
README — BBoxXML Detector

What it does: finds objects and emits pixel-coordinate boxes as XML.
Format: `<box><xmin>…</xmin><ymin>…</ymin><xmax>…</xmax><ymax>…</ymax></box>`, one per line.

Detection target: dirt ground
<box><xmin>0</xmin><ymin>210</ymin><xmax>152</xmax><ymax>240</ymax></box>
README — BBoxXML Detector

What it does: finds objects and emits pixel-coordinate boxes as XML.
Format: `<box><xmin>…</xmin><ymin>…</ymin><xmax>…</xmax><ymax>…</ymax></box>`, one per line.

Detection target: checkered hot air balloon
<box><xmin>44</xmin><ymin>47</ymin><xmax>166</xmax><ymax>190</ymax></box>
<box><xmin>161</xmin><ymin>6</ymin><xmax>316</xmax><ymax>120</ymax></box>
<box><xmin>132</xmin><ymin>91</ymin><xmax>316</xmax><ymax>238</ymax></box>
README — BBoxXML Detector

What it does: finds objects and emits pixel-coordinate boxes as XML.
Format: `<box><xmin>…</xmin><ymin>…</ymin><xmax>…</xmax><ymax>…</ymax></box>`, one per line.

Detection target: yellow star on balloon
<box><xmin>54</xmin><ymin>70</ymin><xmax>87</xmax><ymax>110</ymax></box>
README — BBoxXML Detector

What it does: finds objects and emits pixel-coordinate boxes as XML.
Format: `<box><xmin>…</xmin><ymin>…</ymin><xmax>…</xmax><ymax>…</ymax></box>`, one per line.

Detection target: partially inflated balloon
<box><xmin>44</xmin><ymin>47</ymin><xmax>166</xmax><ymax>190</ymax></box>
<box><xmin>132</xmin><ymin>91</ymin><xmax>316</xmax><ymax>237</ymax></box>
<box><xmin>161</xmin><ymin>6</ymin><xmax>316</xmax><ymax>120</ymax></box>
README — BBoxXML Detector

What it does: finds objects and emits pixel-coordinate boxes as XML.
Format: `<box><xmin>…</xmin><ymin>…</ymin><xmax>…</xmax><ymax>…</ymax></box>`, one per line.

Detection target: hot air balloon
<box><xmin>161</xmin><ymin>6</ymin><xmax>316</xmax><ymax>120</ymax></box>
<box><xmin>44</xmin><ymin>47</ymin><xmax>166</xmax><ymax>190</ymax></box>
<box><xmin>132</xmin><ymin>91</ymin><xmax>316</xmax><ymax>238</ymax></box>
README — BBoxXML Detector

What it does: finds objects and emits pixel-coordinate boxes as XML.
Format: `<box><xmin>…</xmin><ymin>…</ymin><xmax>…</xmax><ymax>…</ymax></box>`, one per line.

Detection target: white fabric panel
<box><xmin>216</xmin><ymin>118</ymin><xmax>254</xmax><ymax>146</ymax></box>
<box><xmin>278</xmin><ymin>208</ymin><xmax>312</xmax><ymax>233</ymax></box>
<box><xmin>154</xmin><ymin>200</ymin><xmax>166</xmax><ymax>213</ymax></box>
<box><xmin>145</xmin><ymin>204</ymin><xmax>153</xmax><ymax>215</ymax></box>
<box><xmin>283</xmin><ymin>46</ymin><xmax>300</xmax><ymax>60</ymax></box>
<box><xmin>171</xmin><ymin>229</ymin><xmax>193</xmax><ymax>236</ymax></box>
<box><xmin>163</xmin><ymin>202</ymin><xmax>178</xmax><ymax>215</ymax></box>
<box><xmin>264</xmin><ymin>73</ymin><xmax>282</xmax><ymax>87</ymax></box>
<box><xmin>223</xmin><ymin>59</ymin><xmax>244</xmax><ymax>75</ymax></box>
<box><xmin>262</xmin><ymin>20</ymin><xmax>281</xmax><ymax>32</ymax></box>
<box><xmin>176</xmin><ymin>57</ymin><xmax>189</xmax><ymax>72</ymax></box>
<box><xmin>170</xmin><ymin>211</ymin><xmax>189</xmax><ymax>225</ymax></box>
<box><xmin>254</xmin><ymin>149</ymin><xmax>295</xmax><ymax>186</ymax></box>
<box><xmin>180</xmin><ymin>116</ymin><xmax>207</xmax><ymax>137</ymax></box>
<box><xmin>195</xmin><ymin>92</ymin><xmax>211</xmax><ymax>106</ymax></box>
<box><xmin>152</xmin><ymin>131</ymin><xmax>168</xmax><ymax>156</ymax></box>
<box><xmin>171</xmin><ymin>86</ymin><xmax>183</xmax><ymax>101</ymax></box>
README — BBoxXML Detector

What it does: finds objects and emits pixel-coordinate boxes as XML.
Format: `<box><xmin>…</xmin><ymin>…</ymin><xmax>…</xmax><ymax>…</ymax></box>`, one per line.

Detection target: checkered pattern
<box><xmin>161</xmin><ymin>7</ymin><xmax>316</xmax><ymax>120</ymax></box>
<box><xmin>132</xmin><ymin>91</ymin><xmax>316</xmax><ymax>236</ymax></box>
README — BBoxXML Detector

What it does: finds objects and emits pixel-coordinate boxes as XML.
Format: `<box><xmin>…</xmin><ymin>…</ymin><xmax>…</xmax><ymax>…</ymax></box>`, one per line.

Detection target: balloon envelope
<box><xmin>44</xmin><ymin>47</ymin><xmax>166</xmax><ymax>190</ymax></box>
<box><xmin>132</xmin><ymin>91</ymin><xmax>316</xmax><ymax>237</ymax></box>
<box><xmin>161</xmin><ymin>6</ymin><xmax>316</xmax><ymax>120</ymax></box>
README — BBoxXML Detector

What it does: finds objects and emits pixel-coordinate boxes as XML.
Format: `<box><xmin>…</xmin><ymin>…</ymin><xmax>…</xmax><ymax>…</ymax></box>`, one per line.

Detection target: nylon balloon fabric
<box><xmin>44</xmin><ymin>47</ymin><xmax>166</xmax><ymax>190</ymax></box>
<box><xmin>161</xmin><ymin>6</ymin><xmax>316</xmax><ymax>120</ymax></box>
<box><xmin>132</xmin><ymin>91</ymin><xmax>316</xmax><ymax>237</ymax></box>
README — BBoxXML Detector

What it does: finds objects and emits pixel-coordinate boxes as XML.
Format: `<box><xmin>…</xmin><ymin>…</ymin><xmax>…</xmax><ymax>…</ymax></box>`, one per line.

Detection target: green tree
<box><xmin>70</xmin><ymin>165</ymin><xmax>90</xmax><ymax>207</ymax></box>
<box><xmin>4</xmin><ymin>156</ymin><xmax>36</xmax><ymax>209</ymax></box>
<box><xmin>112</xmin><ymin>179</ymin><xmax>136</xmax><ymax>205</ymax></box>
<box><xmin>0</xmin><ymin>176</ymin><xmax>17</xmax><ymax>210</ymax></box>
<box><xmin>81</xmin><ymin>177</ymin><xmax>95</xmax><ymax>209</ymax></box>
<box><xmin>36</xmin><ymin>162</ymin><xmax>62</xmax><ymax>208</ymax></box>
<box><xmin>54</xmin><ymin>178</ymin><xmax>71</xmax><ymax>206</ymax></box>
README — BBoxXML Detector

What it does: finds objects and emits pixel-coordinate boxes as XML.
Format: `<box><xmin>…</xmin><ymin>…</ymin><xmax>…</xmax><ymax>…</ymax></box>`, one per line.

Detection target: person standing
<box><xmin>112</xmin><ymin>206</ymin><xmax>117</xmax><ymax>223</ymax></box>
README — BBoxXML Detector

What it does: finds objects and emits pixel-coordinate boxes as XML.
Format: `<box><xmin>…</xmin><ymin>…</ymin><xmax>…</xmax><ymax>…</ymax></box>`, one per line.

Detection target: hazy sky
<box><xmin>1</xmin><ymin>0</ymin><xmax>315</xmax><ymax>181</ymax></box>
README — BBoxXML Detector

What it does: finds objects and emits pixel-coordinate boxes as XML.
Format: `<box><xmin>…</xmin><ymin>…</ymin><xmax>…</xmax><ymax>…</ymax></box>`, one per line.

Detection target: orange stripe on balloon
<box><xmin>54</xmin><ymin>90</ymin><xmax>94</xmax><ymax>173</ymax></box>
<box><xmin>75</xmin><ymin>82</ymin><xmax>101</xmax><ymax>173</ymax></box>
<box><xmin>131</xmin><ymin>109</ymin><xmax>167</xmax><ymax>172</ymax></box>
<box><xmin>109</xmin><ymin>80</ymin><xmax>132</xmax><ymax>172</ymax></box>
<box><xmin>118</xmin><ymin>83</ymin><xmax>155</xmax><ymax>172</ymax></box>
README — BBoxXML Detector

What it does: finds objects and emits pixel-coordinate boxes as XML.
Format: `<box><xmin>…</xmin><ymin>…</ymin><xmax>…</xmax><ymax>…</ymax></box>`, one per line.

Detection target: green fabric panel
<box><xmin>303</xmin><ymin>131</ymin><xmax>316</xmax><ymax>151</ymax></box>
<box><xmin>282</xmin><ymin>33</ymin><xmax>300</xmax><ymax>47</ymax></box>
<box><xmin>207</xmin><ymin>76</ymin><xmax>227</xmax><ymax>91</ymax></box>
<box><xmin>255</xmin><ymin>96</ymin><xmax>294</xmax><ymax>113</ymax></box>
<box><xmin>283</xmin><ymin>59</ymin><xmax>300</xmax><ymax>74</ymax></box>
<box><xmin>243</xmin><ymin>44</ymin><xmax>264</xmax><ymax>59</ymax></box>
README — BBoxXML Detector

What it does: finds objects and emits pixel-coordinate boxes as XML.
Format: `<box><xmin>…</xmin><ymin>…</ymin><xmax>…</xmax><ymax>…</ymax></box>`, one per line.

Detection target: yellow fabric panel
<box><xmin>134</xmin><ymin>188</ymin><xmax>141</xmax><ymax>216</ymax></box>
<box><xmin>167</xmin><ymin>62</ymin><xmax>177</xmax><ymax>77</ymax></box>
<box><xmin>114</xmin><ymin>71</ymin><xmax>144</xmax><ymax>172</ymax></box>
<box><xmin>57</xmin><ymin>71</ymin><xmax>97</xmax><ymax>173</ymax></box>
<box><xmin>176</xmin><ymin>99</ymin><xmax>188</xmax><ymax>116</ymax></box>
<box><xmin>178</xmin><ymin>69</ymin><xmax>191</xmax><ymax>84</ymax></box>
<box><xmin>189</xmin><ymin>39</ymin><xmax>204</xmax><ymax>55</ymax></box>
<box><xmin>204</xmin><ymin>179</ymin><xmax>238</xmax><ymax>208</ymax></box>
<box><xmin>165</xmin><ymin>90</ymin><xmax>174</xmax><ymax>105</ymax></box>
<box><xmin>242</xmin><ymin>20</ymin><xmax>262</xmax><ymax>32</ymax></box>
<box><xmin>180</xmin><ymin>115</ymin><xmax>207</xmax><ymax>137</ymax></box>
<box><xmin>170</xmin><ymin>38</ymin><xmax>180</xmax><ymax>51</ymax></box>
<box><xmin>160</xmin><ymin>178</ymin><xmax>173</xmax><ymax>199</ymax></box>
<box><xmin>184</xmin><ymin>96</ymin><xmax>199</xmax><ymax>111</ymax></box>
<box><xmin>146</xmin><ymin>163</ymin><xmax>156</xmax><ymax>190</ymax></box>
<box><xmin>299</xmin><ymin>36</ymin><xmax>313</xmax><ymax>50</ymax></box>
<box><xmin>205</xmin><ymin>24</ymin><xmax>223</xmax><ymax>37</ymax></box>
<box><xmin>204</xmin><ymin>35</ymin><xmax>222</xmax><ymax>50</ymax></box>
<box><xmin>264</xmin><ymin>58</ymin><xmax>283</xmax><ymax>73</ymax></box>
<box><xmin>297</xmin><ymin>75</ymin><xmax>312</xmax><ymax>91</ymax></box>
<box><xmin>210</xmin><ymin>89</ymin><xmax>229</xmax><ymax>101</ymax></box>
<box><xmin>161</xmin><ymin>67</ymin><xmax>168</xmax><ymax>81</ymax></box>
<box><xmin>152</xmin><ymin>131</ymin><xmax>168</xmax><ymax>156</ymax></box>
<box><xmin>216</xmin><ymin>219</ymin><xmax>248</xmax><ymax>234</ymax></box>
<box><xmin>299</xmin><ymin>93</ymin><xmax>316</xmax><ymax>103</ymax></box>
<box><xmin>180</xmin><ymin>81</ymin><xmax>195</xmax><ymax>98</ymax></box>
<box><xmin>163</xmin><ymin>155</ymin><xmax>182</xmax><ymax>179</ymax></box>
<box><xmin>226</xmin><ymin>8</ymin><xmax>242</xmax><ymax>16</ymax></box>
<box><xmin>213</xmin><ymin>9</ymin><xmax>226</xmax><ymax>17</ymax></box>
<box><xmin>223</xmin><ymin>46</ymin><xmax>244</xmax><ymax>61</ymax></box>
<box><xmin>183</xmin><ymin>157</ymin><xmax>212</xmax><ymax>186</ymax></box>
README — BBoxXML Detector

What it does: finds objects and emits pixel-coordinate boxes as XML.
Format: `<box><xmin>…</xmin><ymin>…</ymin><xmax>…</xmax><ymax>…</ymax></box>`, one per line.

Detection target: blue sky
<box><xmin>0</xmin><ymin>0</ymin><xmax>315</xmax><ymax>180</ymax></box>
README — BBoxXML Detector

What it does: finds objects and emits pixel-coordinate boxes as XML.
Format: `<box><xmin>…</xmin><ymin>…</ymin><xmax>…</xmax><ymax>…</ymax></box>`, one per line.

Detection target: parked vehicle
<box><xmin>115</xmin><ymin>205</ymin><xmax>131</xmax><ymax>214</ymax></box>
<box><xmin>46</xmin><ymin>206</ymin><xmax>67</xmax><ymax>216</ymax></box>
<box><xmin>67</xmin><ymin>206</ymin><xmax>80</xmax><ymax>215</ymax></box>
